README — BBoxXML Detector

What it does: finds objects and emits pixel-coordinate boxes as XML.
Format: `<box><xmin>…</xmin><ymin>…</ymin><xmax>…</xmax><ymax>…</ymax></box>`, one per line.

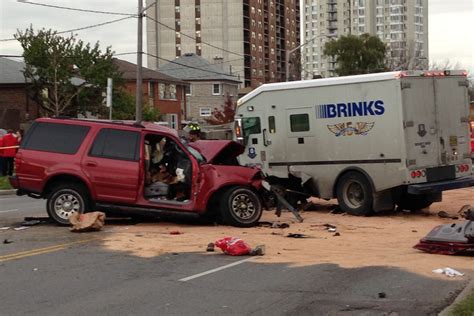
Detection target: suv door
<box><xmin>83</xmin><ymin>128</ymin><xmax>141</xmax><ymax>203</ymax></box>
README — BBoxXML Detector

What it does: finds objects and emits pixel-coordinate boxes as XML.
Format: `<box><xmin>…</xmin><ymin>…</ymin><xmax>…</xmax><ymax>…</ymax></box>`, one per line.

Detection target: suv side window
<box><xmin>89</xmin><ymin>128</ymin><xmax>140</xmax><ymax>161</ymax></box>
<box><xmin>21</xmin><ymin>122</ymin><xmax>90</xmax><ymax>154</ymax></box>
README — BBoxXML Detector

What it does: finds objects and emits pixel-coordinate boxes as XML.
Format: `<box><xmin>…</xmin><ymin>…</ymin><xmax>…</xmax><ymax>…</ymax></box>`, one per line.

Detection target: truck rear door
<box><xmin>402</xmin><ymin>77</ymin><xmax>440</xmax><ymax>167</ymax></box>
<box><xmin>402</xmin><ymin>73</ymin><xmax>470</xmax><ymax>178</ymax></box>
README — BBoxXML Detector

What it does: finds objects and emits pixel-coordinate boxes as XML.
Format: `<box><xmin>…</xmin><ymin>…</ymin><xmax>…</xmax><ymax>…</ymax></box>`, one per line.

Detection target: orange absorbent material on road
<box><xmin>69</xmin><ymin>212</ymin><xmax>106</xmax><ymax>232</ymax></box>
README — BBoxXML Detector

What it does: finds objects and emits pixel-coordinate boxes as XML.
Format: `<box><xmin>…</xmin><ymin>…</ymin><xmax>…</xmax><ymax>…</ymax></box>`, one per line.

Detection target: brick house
<box><xmin>0</xmin><ymin>57</ymin><xmax>39</xmax><ymax>131</ymax></box>
<box><xmin>114</xmin><ymin>59</ymin><xmax>188</xmax><ymax>129</ymax></box>
<box><xmin>158</xmin><ymin>53</ymin><xmax>241</xmax><ymax>123</ymax></box>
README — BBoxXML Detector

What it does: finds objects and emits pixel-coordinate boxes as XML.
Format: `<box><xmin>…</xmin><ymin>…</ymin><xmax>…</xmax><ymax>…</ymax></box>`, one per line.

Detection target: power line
<box><xmin>17</xmin><ymin>0</ymin><xmax>134</xmax><ymax>16</ymax></box>
<box><xmin>146</xmin><ymin>15</ymin><xmax>245</xmax><ymax>58</ymax></box>
<box><xmin>145</xmin><ymin>52</ymin><xmax>240</xmax><ymax>80</ymax></box>
<box><xmin>0</xmin><ymin>15</ymin><xmax>136</xmax><ymax>42</ymax></box>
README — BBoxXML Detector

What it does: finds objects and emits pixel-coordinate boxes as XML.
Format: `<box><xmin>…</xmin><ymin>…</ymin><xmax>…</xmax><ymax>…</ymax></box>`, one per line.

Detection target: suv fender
<box><xmin>43</xmin><ymin>173</ymin><xmax>94</xmax><ymax>200</ymax></box>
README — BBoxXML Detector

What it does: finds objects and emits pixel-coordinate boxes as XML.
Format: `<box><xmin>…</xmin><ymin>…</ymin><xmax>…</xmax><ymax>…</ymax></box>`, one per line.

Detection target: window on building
<box><xmin>212</xmin><ymin>83</ymin><xmax>221</xmax><ymax>95</ymax></box>
<box><xmin>148</xmin><ymin>82</ymin><xmax>155</xmax><ymax>99</ymax></box>
<box><xmin>199</xmin><ymin>107</ymin><xmax>211</xmax><ymax>117</ymax></box>
<box><xmin>159</xmin><ymin>83</ymin><xmax>177</xmax><ymax>100</ymax></box>
<box><xmin>185</xmin><ymin>84</ymin><xmax>192</xmax><ymax>96</ymax></box>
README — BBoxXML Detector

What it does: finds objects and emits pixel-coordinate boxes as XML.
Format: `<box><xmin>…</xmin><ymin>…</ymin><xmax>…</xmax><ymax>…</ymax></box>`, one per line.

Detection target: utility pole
<box><xmin>136</xmin><ymin>0</ymin><xmax>143</xmax><ymax>123</ymax></box>
<box><xmin>286</xmin><ymin>36</ymin><xmax>317</xmax><ymax>82</ymax></box>
<box><xmin>106</xmin><ymin>78</ymin><xmax>113</xmax><ymax>120</ymax></box>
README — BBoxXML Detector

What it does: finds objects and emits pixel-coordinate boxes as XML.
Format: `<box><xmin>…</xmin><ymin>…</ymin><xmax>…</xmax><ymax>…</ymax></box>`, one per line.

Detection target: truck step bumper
<box><xmin>407</xmin><ymin>176</ymin><xmax>474</xmax><ymax>194</ymax></box>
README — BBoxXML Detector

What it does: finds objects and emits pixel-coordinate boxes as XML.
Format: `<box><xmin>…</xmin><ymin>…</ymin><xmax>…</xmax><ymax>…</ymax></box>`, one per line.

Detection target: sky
<box><xmin>1</xmin><ymin>0</ymin><xmax>473</xmax><ymax>73</ymax></box>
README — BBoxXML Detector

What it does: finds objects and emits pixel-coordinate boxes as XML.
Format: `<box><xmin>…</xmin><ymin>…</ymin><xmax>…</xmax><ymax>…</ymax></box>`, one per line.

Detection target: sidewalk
<box><xmin>0</xmin><ymin>189</ymin><xmax>16</xmax><ymax>196</ymax></box>
<box><xmin>439</xmin><ymin>277</ymin><xmax>474</xmax><ymax>315</ymax></box>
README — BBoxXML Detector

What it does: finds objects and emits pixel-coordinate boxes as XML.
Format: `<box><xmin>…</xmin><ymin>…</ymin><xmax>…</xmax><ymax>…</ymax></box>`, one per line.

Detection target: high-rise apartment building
<box><xmin>301</xmin><ymin>0</ymin><xmax>428</xmax><ymax>79</ymax></box>
<box><xmin>146</xmin><ymin>0</ymin><xmax>300</xmax><ymax>88</ymax></box>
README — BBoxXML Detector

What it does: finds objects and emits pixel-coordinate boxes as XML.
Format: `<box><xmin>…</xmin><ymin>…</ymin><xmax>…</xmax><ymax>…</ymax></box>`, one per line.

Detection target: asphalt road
<box><xmin>0</xmin><ymin>195</ymin><xmax>470</xmax><ymax>315</ymax></box>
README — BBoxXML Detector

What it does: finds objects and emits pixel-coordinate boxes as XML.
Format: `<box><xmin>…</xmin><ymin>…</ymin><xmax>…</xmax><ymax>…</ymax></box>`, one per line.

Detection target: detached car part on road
<box><xmin>10</xmin><ymin>118</ymin><xmax>267</xmax><ymax>227</ymax></box>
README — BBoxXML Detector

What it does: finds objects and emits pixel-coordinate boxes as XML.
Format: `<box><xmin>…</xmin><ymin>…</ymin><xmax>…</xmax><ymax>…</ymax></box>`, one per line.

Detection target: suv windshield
<box><xmin>181</xmin><ymin>140</ymin><xmax>206</xmax><ymax>163</ymax></box>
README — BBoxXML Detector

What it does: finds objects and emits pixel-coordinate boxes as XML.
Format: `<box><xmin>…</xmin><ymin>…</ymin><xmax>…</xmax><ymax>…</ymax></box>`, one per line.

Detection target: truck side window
<box><xmin>290</xmin><ymin>114</ymin><xmax>310</xmax><ymax>132</ymax></box>
<box><xmin>89</xmin><ymin>128</ymin><xmax>140</xmax><ymax>161</ymax></box>
<box><xmin>269</xmin><ymin>116</ymin><xmax>276</xmax><ymax>133</ymax></box>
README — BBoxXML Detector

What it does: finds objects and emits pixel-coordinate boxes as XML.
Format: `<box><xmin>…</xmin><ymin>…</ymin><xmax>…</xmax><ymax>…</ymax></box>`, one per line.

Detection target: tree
<box><xmin>205</xmin><ymin>93</ymin><xmax>236</xmax><ymax>125</ymax></box>
<box><xmin>323</xmin><ymin>34</ymin><xmax>387</xmax><ymax>76</ymax></box>
<box><xmin>111</xmin><ymin>91</ymin><xmax>160</xmax><ymax>122</ymax></box>
<box><xmin>15</xmin><ymin>26</ymin><xmax>121</xmax><ymax>116</ymax></box>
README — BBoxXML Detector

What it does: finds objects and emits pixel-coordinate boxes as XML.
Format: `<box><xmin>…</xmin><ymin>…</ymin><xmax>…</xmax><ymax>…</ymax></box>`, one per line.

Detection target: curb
<box><xmin>439</xmin><ymin>278</ymin><xmax>474</xmax><ymax>316</ymax></box>
<box><xmin>0</xmin><ymin>189</ymin><xmax>16</xmax><ymax>196</ymax></box>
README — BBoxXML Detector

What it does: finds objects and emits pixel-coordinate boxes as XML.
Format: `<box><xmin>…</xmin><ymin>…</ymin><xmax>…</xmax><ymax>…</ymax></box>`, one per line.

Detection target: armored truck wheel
<box><xmin>220</xmin><ymin>186</ymin><xmax>263</xmax><ymax>227</ymax></box>
<box><xmin>336</xmin><ymin>172</ymin><xmax>373</xmax><ymax>216</ymax></box>
<box><xmin>47</xmin><ymin>183</ymin><xmax>90</xmax><ymax>225</ymax></box>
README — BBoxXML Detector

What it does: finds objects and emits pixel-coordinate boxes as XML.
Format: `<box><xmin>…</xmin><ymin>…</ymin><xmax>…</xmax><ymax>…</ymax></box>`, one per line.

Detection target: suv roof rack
<box><xmin>48</xmin><ymin>117</ymin><xmax>145</xmax><ymax>129</ymax></box>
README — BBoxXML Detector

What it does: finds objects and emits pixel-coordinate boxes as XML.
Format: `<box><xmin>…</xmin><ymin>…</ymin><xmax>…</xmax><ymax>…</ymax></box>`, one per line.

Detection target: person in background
<box><xmin>0</xmin><ymin>132</ymin><xmax>4</xmax><ymax>176</ymax></box>
<box><xmin>2</xmin><ymin>129</ymin><xmax>20</xmax><ymax>176</ymax></box>
<box><xmin>186</xmin><ymin>123</ymin><xmax>201</xmax><ymax>142</ymax></box>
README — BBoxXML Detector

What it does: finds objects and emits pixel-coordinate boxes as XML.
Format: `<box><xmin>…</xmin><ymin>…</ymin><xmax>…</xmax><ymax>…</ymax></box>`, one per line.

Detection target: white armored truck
<box><xmin>234</xmin><ymin>71</ymin><xmax>474</xmax><ymax>215</ymax></box>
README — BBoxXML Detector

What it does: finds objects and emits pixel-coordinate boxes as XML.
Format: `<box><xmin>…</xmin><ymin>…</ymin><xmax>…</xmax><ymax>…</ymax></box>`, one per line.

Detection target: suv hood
<box><xmin>189</xmin><ymin>140</ymin><xmax>244</xmax><ymax>163</ymax></box>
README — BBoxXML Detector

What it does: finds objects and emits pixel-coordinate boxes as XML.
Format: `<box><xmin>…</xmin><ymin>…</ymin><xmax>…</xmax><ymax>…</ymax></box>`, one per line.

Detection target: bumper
<box><xmin>407</xmin><ymin>176</ymin><xmax>474</xmax><ymax>194</ymax></box>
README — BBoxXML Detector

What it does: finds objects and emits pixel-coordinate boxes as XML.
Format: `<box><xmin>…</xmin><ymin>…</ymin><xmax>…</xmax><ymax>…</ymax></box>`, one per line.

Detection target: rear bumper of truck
<box><xmin>407</xmin><ymin>176</ymin><xmax>474</xmax><ymax>194</ymax></box>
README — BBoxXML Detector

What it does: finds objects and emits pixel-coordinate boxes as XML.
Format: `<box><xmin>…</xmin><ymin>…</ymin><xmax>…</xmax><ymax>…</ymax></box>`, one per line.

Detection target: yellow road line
<box><xmin>0</xmin><ymin>238</ymin><xmax>99</xmax><ymax>262</ymax></box>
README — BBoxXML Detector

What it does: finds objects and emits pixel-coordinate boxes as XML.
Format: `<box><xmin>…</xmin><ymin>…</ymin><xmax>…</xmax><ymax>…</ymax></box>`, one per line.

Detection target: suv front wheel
<box><xmin>47</xmin><ymin>183</ymin><xmax>90</xmax><ymax>225</ymax></box>
<box><xmin>220</xmin><ymin>187</ymin><xmax>263</xmax><ymax>227</ymax></box>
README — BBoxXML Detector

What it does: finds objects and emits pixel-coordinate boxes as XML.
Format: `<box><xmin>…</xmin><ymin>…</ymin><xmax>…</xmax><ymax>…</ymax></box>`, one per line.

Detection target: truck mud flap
<box><xmin>407</xmin><ymin>176</ymin><xmax>474</xmax><ymax>194</ymax></box>
<box><xmin>269</xmin><ymin>185</ymin><xmax>304</xmax><ymax>223</ymax></box>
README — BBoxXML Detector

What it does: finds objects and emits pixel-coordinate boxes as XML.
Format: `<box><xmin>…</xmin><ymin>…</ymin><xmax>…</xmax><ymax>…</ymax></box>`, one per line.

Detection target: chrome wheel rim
<box><xmin>54</xmin><ymin>193</ymin><xmax>81</xmax><ymax>220</ymax></box>
<box><xmin>231</xmin><ymin>193</ymin><xmax>256</xmax><ymax>220</ymax></box>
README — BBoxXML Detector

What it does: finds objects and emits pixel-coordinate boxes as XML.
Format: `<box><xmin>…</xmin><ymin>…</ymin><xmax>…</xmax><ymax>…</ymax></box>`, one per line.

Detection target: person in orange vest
<box><xmin>2</xmin><ymin>129</ymin><xmax>20</xmax><ymax>176</ymax></box>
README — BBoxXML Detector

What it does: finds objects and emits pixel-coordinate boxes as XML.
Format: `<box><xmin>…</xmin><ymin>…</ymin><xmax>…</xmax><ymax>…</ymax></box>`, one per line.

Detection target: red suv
<box><xmin>10</xmin><ymin>118</ymin><xmax>266</xmax><ymax>227</ymax></box>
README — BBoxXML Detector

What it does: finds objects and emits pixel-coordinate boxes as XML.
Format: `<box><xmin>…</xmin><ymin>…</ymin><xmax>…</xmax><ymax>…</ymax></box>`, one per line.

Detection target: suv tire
<box><xmin>47</xmin><ymin>183</ymin><xmax>90</xmax><ymax>225</ymax></box>
<box><xmin>220</xmin><ymin>187</ymin><xmax>262</xmax><ymax>227</ymax></box>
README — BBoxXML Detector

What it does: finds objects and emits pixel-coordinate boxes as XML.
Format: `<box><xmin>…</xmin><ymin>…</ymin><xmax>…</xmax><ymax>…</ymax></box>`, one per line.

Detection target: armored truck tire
<box><xmin>47</xmin><ymin>183</ymin><xmax>90</xmax><ymax>225</ymax></box>
<box><xmin>395</xmin><ymin>193</ymin><xmax>433</xmax><ymax>211</ymax></box>
<box><xmin>220</xmin><ymin>186</ymin><xmax>263</xmax><ymax>227</ymax></box>
<box><xmin>336</xmin><ymin>171</ymin><xmax>374</xmax><ymax>216</ymax></box>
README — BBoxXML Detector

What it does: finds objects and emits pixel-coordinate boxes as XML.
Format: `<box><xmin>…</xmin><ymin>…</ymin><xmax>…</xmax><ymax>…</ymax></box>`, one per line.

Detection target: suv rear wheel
<box><xmin>47</xmin><ymin>183</ymin><xmax>90</xmax><ymax>225</ymax></box>
<box><xmin>220</xmin><ymin>187</ymin><xmax>262</xmax><ymax>227</ymax></box>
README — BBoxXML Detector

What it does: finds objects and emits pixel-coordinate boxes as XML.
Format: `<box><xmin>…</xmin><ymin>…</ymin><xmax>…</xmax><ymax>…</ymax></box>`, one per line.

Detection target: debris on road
<box><xmin>0</xmin><ymin>227</ymin><xmax>11</xmax><ymax>231</ymax></box>
<box><xmin>414</xmin><ymin>210</ymin><xmax>474</xmax><ymax>255</ymax></box>
<box><xmin>206</xmin><ymin>243</ymin><xmax>215</xmax><ymax>252</ymax></box>
<box><xmin>250</xmin><ymin>245</ymin><xmax>265</xmax><ymax>256</ymax></box>
<box><xmin>271</xmin><ymin>222</ymin><xmax>290</xmax><ymax>229</ymax></box>
<box><xmin>13</xmin><ymin>226</ymin><xmax>29</xmax><ymax>231</ymax></box>
<box><xmin>458</xmin><ymin>205</ymin><xmax>473</xmax><ymax>219</ymax></box>
<box><xmin>20</xmin><ymin>220</ymin><xmax>42</xmax><ymax>226</ymax></box>
<box><xmin>169</xmin><ymin>230</ymin><xmax>182</xmax><ymax>235</ymax></box>
<box><xmin>287</xmin><ymin>233</ymin><xmax>309</xmax><ymax>238</ymax></box>
<box><xmin>70</xmin><ymin>212</ymin><xmax>105</xmax><ymax>232</ymax></box>
<box><xmin>378</xmin><ymin>292</ymin><xmax>386</xmax><ymax>298</ymax></box>
<box><xmin>432</xmin><ymin>267</ymin><xmax>464</xmax><ymax>277</ymax></box>
<box><xmin>333</xmin><ymin>232</ymin><xmax>341</xmax><ymax>237</ymax></box>
<box><xmin>3</xmin><ymin>239</ymin><xmax>13</xmax><ymax>244</ymax></box>
<box><xmin>437</xmin><ymin>211</ymin><xmax>458</xmax><ymax>220</ymax></box>
<box><xmin>215</xmin><ymin>237</ymin><xmax>252</xmax><ymax>256</ymax></box>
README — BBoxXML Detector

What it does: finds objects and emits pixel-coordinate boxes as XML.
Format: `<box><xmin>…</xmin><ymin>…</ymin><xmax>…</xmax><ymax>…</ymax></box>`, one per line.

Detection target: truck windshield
<box><xmin>242</xmin><ymin>117</ymin><xmax>261</xmax><ymax>137</ymax></box>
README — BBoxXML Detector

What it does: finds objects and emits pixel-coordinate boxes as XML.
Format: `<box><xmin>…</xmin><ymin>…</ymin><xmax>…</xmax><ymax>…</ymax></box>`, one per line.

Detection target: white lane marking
<box><xmin>179</xmin><ymin>257</ymin><xmax>255</xmax><ymax>282</ymax></box>
<box><xmin>0</xmin><ymin>209</ymin><xmax>19</xmax><ymax>213</ymax></box>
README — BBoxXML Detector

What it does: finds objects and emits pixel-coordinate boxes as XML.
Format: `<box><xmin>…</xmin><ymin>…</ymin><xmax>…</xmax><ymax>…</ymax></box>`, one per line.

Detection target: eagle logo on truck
<box><xmin>327</xmin><ymin>122</ymin><xmax>375</xmax><ymax>136</ymax></box>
